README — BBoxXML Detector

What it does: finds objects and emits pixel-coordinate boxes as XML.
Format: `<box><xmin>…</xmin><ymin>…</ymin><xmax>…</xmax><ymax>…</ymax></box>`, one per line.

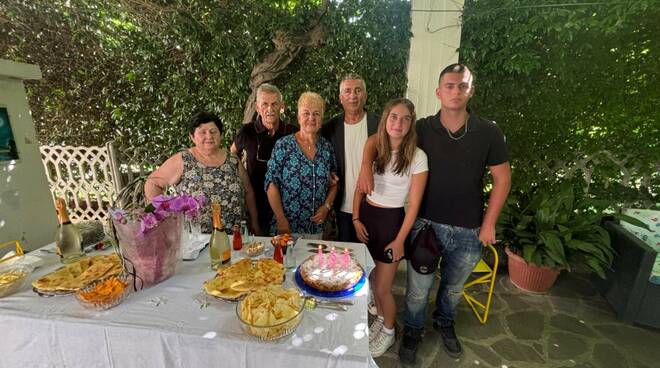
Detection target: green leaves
<box><xmin>497</xmin><ymin>184</ymin><xmax>618</xmax><ymax>277</ymax></box>
<box><xmin>461</xmin><ymin>0</ymin><xmax>659</xmax><ymax>206</ymax></box>
<box><xmin>539</xmin><ymin>231</ymin><xmax>566</xmax><ymax>267</ymax></box>
<box><xmin>3</xmin><ymin>0</ymin><xmax>411</xmax><ymax>161</ymax></box>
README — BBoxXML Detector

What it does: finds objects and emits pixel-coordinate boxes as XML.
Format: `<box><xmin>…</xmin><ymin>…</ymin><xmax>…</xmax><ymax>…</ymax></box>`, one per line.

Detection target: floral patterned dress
<box><xmin>264</xmin><ymin>135</ymin><xmax>336</xmax><ymax>235</ymax></box>
<box><xmin>177</xmin><ymin>150</ymin><xmax>244</xmax><ymax>233</ymax></box>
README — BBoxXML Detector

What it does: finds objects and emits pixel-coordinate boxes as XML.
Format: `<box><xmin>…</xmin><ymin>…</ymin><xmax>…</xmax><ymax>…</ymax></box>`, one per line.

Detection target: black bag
<box><xmin>407</xmin><ymin>223</ymin><xmax>442</xmax><ymax>274</ymax></box>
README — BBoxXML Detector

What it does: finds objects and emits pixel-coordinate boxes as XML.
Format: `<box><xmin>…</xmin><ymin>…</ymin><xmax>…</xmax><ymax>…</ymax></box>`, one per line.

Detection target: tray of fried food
<box><xmin>270</xmin><ymin>234</ymin><xmax>296</xmax><ymax>248</ymax></box>
<box><xmin>76</xmin><ymin>274</ymin><xmax>130</xmax><ymax>310</ymax></box>
<box><xmin>32</xmin><ymin>253</ymin><xmax>123</xmax><ymax>296</ymax></box>
<box><xmin>236</xmin><ymin>285</ymin><xmax>304</xmax><ymax>340</ymax></box>
<box><xmin>0</xmin><ymin>263</ymin><xmax>33</xmax><ymax>298</ymax></box>
<box><xmin>203</xmin><ymin>258</ymin><xmax>284</xmax><ymax>301</ymax></box>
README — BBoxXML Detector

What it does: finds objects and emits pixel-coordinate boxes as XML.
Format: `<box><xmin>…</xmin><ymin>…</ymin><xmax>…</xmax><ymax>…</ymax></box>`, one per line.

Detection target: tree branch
<box><xmin>242</xmin><ymin>0</ymin><xmax>331</xmax><ymax>123</ymax></box>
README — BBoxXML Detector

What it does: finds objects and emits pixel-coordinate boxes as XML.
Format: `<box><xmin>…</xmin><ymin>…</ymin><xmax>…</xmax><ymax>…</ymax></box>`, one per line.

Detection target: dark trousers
<box><xmin>337</xmin><ymin>210</ymin><xmax>359</xmax><ymax>243</ymax></box>
<box><xmin>255</xmin><ymin>192</ymin><xmax>274</xmax><ymax>235</ymax></box>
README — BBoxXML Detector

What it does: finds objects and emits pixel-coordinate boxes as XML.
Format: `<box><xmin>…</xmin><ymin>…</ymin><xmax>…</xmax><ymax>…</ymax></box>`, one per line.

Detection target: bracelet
<box><xmin>352</xmin><ymin>218</ymin><xmax>360</xmax><ymax>222</ymax></box>
<box><xmin>323</xmin><ymin>203</ymin><xmax>332</xmax><ymax>211</ymax></box>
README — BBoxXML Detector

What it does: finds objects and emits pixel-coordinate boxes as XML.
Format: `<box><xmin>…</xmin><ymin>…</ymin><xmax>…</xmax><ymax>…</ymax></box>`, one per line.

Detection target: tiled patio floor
<box><xmin>373</xmin><ymin>262</ymin><xmax>660</xmax><ymax>368</ymax></box>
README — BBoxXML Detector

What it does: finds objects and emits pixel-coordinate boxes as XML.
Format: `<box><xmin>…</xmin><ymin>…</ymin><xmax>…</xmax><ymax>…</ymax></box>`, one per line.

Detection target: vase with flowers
<box><xmin>110</xmin><ymin>193</ymin><xmax>206</xmax><ymax>287</ymax></box>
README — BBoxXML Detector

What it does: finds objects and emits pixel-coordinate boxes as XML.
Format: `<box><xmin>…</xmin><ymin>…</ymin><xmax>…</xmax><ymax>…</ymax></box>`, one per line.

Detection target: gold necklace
<box><xmin>297</xmin><ymin>133</ymin><xmax>315</xmax><ymax>151</ymax></box>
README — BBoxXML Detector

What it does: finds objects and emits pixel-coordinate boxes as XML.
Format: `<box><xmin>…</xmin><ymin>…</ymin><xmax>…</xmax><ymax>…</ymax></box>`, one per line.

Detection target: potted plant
<box><xmin>496</xmin><ymin>182</ymin><xmax>644</xmax><ymax>293</ymax></box>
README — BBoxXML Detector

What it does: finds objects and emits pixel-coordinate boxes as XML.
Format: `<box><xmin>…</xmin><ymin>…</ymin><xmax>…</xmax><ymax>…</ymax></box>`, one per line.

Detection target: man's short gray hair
<box><xmin>256</xmin><ymin>83</ymin><xmax>283</xmax><ymax>102</ymax></box>
<box><xmin>339</xmin><ymin>73</ymin><xmax>366</xmax><ymax>91</ymax></box>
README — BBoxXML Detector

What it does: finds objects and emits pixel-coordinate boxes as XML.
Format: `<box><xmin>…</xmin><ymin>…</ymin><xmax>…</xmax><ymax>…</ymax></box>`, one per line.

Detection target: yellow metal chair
<box><xmin>462</xmin><ymin>243</ymin><xmax>499</xmax><ymax>324</ymax></box>
<box><xmin>0</xmin><ymin>240</ymin><xmax>25</xmax><ymax>264</ymax></box>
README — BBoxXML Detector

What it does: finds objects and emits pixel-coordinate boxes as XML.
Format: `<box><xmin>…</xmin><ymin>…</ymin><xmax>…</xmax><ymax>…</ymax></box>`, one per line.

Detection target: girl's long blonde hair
<box><xmin>374</xmin><ymin>98</ymin><xmax>417</xmax><ymax>176</ymax></box>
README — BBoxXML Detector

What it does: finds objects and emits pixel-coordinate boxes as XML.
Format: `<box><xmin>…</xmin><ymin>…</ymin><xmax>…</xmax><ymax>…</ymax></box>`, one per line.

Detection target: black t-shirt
<box><xmin>416</xmin><ymin>110</ymin><xmax>508</xmax><ymax>228</ymax></box>
<box><xmin>233</xmin><ymin>117</ymin><xmax>297</xmax><ymax>203</ymax></box>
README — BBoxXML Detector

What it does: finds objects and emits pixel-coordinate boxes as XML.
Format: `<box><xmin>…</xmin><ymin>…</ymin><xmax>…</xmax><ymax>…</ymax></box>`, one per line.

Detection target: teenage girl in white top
<box><xmin>352</xmin><ymin>98</ymin><xmax>428</xmax><ymax>357</ymax></box>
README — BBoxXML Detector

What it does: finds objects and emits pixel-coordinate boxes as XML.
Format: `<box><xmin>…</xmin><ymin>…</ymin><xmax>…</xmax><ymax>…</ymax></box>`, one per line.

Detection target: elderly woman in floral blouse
<box><xmin>145</xmin><ymin>111</ymin><xmax>262</xmax><ymax>234</ymax></box>
<box><xmin>265</xmin><ymin>92</ymin><xmax>338</xmax><ymax>238</ymax></box>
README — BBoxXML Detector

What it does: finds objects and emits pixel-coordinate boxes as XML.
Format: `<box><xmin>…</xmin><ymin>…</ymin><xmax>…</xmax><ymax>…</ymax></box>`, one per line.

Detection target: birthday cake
<box><xmin>299</xmin><ymin>251</ymin><xmax>364</xmax><ymax>292</ymax></box>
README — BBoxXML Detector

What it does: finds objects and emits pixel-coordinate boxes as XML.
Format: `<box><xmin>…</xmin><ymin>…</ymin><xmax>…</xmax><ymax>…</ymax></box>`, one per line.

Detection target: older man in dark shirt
<box><xmin>231</xmin><ymin>84</ymin><xmax>296</xmax><ymax>234</ymax></box>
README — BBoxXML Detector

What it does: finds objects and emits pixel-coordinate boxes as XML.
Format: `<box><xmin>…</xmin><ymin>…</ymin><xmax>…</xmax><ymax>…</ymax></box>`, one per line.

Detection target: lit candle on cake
<box><xmin>329</xmin><ymin>246</ymin><xmax>337</xmax><ymax>269</ymax></box>
<box><xmin>343</xmin><ymin>247</ymin><xmax>350</xmax><ymax>269</ymax></box>
<box><xmin>317</xmin><ymin>244</ymin><xmax>324</xmax><ymax>268</ymax></box>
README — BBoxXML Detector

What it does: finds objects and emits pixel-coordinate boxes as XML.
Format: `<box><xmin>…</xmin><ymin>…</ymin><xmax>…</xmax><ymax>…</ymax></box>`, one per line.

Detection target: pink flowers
<box><xmin>140</xmin><ymin>213</ymin><xmax>159</xmax><ymax>234</ymax></box>
<box><xmin>111</xmin><ymin>193</ymin><xmax>206</xmax><ymax>236</ymax></box>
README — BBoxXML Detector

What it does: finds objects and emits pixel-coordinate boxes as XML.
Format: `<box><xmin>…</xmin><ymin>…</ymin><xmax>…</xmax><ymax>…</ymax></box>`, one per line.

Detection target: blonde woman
<box><xmin>265</xmin><ymin>92</ymin><xmax>338</xmax><ymax>238</ymax></box>
<box><xmin>352</xmin><ymin>98</ymin><xmax>428</xmax><ymax>357</ymax></box>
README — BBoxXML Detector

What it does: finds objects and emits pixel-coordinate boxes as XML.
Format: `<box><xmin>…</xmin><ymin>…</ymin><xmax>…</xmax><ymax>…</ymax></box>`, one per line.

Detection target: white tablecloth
<box><xmin>0</xmin><ymin>238</ymin><xmax>376</xmax><ymax>368</ymax></box>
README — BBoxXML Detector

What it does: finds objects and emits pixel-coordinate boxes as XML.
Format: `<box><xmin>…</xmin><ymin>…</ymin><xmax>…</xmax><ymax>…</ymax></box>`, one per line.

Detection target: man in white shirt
<box><xmin>321</xmin><ymin>74</ymin><xmax>379</xmax><ymax>242</ymax></box>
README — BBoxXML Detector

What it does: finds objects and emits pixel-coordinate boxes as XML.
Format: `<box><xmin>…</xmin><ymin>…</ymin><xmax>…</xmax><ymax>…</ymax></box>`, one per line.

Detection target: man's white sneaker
<box><xmin>370</xmin><ymin>329</ymin><xmax>395</xmax><ymax>357</ymax></box>
<box><xmin>369</xmin><ymin>318</ymin><xmax>384</xmax><ymax>342</ymax></box>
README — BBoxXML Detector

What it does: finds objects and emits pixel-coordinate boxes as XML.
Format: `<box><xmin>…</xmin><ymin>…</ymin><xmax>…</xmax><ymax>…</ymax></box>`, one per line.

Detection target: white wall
<box><xmin>0</xmin><ymin>59</ymin><xmax>57</xmax><ymax>252</ymax></box>
<box><xmin>406</xmin><ymin>0</ymin><xmax>464</xmax><ymax>118</ymax></box>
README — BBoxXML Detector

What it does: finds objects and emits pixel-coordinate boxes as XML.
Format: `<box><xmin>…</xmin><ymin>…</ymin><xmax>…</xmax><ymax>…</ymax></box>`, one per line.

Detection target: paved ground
<box><xmin>373</xmin><ymin>262</ymin><xmax>660</xmax><ymax>368</ymax></box>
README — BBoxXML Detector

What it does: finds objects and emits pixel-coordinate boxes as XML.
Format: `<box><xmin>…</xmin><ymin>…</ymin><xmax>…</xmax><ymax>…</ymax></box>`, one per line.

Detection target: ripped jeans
<box><xmin>404</xmin><ymin>218</ymin><xmax>482</xmax><ymax>332</ymax></box>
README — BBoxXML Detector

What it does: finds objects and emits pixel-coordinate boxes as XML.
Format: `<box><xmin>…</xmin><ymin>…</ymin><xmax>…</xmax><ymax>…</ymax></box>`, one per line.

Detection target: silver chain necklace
<box><xmin>440</xmin><ymin>115</ymin><xmax>470</xmax><ymax>141</ymax></box>
<box><xmin>444</xmin><ymin>118</ymin><xmax>469</xmax><ymax>140</ymax></box>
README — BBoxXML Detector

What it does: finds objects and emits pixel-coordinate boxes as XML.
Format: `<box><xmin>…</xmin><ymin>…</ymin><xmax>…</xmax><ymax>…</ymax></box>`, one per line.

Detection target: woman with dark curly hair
<box><xmin>145</xmin><ymin>111</ymin><xmax>261</xmax><ymax>234</ymax></box>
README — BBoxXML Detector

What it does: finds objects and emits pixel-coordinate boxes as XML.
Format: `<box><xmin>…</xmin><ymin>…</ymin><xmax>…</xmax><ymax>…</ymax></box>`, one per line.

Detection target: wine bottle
<box><xmin>209</xmin><ymin>203</ymin><xmax>231</xmax><ymax>269</ymax></box>
<box><xmin>54</xmin><ymin>197</ymin><xmax>84</xmax><ymax>264</ymax></box>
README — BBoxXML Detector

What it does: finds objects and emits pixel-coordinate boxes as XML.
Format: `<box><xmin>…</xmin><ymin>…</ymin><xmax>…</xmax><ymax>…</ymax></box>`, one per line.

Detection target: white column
<box><xmin>0</xmin><ymin>59</ymin><xmax>57</xmax><ymax>251</ymax></box>
<box><xmin>406</xmin><ymin>0</ymin><xmax>464</xmax><ymax>118</ymax></box>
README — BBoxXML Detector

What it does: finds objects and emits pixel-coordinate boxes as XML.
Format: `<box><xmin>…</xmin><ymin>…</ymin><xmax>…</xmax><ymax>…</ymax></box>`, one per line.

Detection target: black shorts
<box><xmin>360</xmin><ymin>201</ymin><xmax>406</xmax><ymax>263</ymax></box>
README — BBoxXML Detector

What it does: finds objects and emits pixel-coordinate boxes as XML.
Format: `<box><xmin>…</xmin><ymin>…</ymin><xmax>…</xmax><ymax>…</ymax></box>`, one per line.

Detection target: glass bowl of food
<box><xmin>245</xmin><ymin>241</ymin><xmax>265</xmax><ymax>258</ymax></box>
<box><xmin>0</xmin><ymin>263</ymin><xmax>32</xmax><ymax>298</ymax></box>
<box><xmin>236</xmin><ymin>285</ymin><xmax>304</xmax><ymax>341</ymax></box>
<box><xmin>75</xmin><ymin>274</ymin><xmax>130</xmax><ymax>310</ymax></box>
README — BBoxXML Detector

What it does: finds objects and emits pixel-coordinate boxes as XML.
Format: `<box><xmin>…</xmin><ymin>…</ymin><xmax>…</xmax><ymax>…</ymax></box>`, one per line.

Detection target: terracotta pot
<box><xmin>505</xmin><ymin>246</ymin><xmax>560</xmax><ymax>294</ymax></box>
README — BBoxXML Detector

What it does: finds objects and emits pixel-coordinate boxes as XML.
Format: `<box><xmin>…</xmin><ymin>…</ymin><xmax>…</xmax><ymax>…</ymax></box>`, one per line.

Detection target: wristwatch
<box><xmin>323</xmin><ymin>202</ymin><xmax>332</xmax><ymax>211</ymax></box>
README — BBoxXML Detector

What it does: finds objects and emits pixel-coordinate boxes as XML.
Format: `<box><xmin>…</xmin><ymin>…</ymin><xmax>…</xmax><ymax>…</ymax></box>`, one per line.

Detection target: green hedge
<box><xmin>2</xmin><ymin>0</ymin><xmax>657</xmax><ymax>205</ymax></box>
<box><xmin>0</xmin><ymin>0</ymin><xmax>411</xmax><ymax>163</ymax></box>
<box><xmin>460</xmin><ymin>0</ymin><xmax>659</xmax><ymax>206</ymax></box>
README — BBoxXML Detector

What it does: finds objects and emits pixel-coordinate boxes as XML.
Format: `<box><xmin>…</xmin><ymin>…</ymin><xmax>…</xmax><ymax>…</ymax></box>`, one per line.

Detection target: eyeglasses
<box><xmin>255</xmin><ymin>126</ymin><xmax>271</xmax><ymax>163</ymax></box>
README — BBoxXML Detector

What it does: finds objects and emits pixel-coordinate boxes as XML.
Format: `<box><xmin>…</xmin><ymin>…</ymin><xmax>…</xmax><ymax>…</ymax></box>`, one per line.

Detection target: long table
<box><xmin>0</xmin><ymin>238</ymin><xmax>376</xmax><ymax>368</ymax></box>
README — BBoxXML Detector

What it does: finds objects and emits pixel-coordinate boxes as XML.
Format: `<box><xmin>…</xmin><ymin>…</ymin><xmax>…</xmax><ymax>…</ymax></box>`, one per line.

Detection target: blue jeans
<box><xmin>404</xmin><ymin>218</ymin><xmax>482</xmax><ymax>332</ymax></box>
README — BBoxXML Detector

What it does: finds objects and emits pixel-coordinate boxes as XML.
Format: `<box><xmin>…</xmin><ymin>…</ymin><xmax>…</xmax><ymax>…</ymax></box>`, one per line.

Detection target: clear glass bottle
<box><xmin>209</xmin><ymin>203</ymin><xmax>231</xmax><ymax>269</ymax></box>
<box><xmin>284</xmin><ymin>239</ymin><xmax>296</xmax><ymax>270</ymax></box>
<box><xmin>54</xmin><ymin>197</ymin><xmax>84</xmax><ymax>264</ymax></box>
<box><xmin>240</xmin><ymin>220</ymin><xmax>250</xmax><ymax>245</ymax></box>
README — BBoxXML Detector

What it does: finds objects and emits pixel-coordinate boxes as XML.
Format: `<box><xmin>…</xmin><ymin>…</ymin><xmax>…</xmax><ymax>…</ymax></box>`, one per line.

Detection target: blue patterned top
<box><xmin>265</xmin><ymin>134</ymin><xmax>336</xmax><ymax>235</ymax></box>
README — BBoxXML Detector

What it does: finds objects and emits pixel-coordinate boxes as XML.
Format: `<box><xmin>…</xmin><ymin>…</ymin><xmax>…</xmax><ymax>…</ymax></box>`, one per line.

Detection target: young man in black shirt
<box><xmin>358</xmin><ymin>63</ymin><xmax>511</xmax><ymax>363</ymax></box>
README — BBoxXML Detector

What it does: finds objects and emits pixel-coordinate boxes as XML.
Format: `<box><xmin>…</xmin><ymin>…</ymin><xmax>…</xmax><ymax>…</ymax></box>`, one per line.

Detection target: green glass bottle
<box><xmin>54</xmin><ymin>198</ymin><xmax>84</xmax><ymax>264</ymax></box>
<box><xmin>209</xmin><ymin>203</ymin><xmax>231</xmax><ymax>269</ymax></box>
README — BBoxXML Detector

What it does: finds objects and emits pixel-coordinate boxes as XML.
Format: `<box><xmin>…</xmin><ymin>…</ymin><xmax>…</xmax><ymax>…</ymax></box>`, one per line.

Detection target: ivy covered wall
<box><xmin>1</xmin><ymin>0</ymin><xmax>657</xmax><ymax>205</ymax></box>
<box><xmin>0</xmin><ymin>0</ymin><xmax>412</xmax><ymax>163</ymax></box>
<box><xmin>459</xmin><ymin>0</ymin><xmax>659</xmax><ymax>205</ymax></box>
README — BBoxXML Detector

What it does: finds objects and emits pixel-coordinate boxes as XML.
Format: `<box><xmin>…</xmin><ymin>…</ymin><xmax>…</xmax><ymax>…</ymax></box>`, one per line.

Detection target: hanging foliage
<box><xmin>0</xmin><ymin>0</ymin><xmax>411</xmax><ymax>165</ymax></box>
<box><xmin>460</xmin><ymin>0</ymin><xmax>659</xmax><ymax>206</ymax></box>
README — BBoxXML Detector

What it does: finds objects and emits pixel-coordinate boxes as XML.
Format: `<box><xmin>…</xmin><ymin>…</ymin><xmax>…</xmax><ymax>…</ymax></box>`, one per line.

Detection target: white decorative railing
<box><xmin>39</xmin><ymin>142</ymin><xmax>122</xmax><ymax>221</ymax></box>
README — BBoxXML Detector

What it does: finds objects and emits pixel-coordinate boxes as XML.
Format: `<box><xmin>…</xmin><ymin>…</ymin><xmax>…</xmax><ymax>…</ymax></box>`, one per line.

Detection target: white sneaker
<box><xmin>369</xmin><ymin>318</ymin><xmax>384</xmax><ymax>343</ymax></box>
<box><xmin>370</xmin><ymin>329</ymin><xmax>395</xmax><ymax>357</ymax></box>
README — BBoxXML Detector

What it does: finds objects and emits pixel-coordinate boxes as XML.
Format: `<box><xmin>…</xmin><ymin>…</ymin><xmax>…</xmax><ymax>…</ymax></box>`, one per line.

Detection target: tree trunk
<box><xmin>242</xmin><ymin>1</ymin><xmax>329</xmax><ymax>123</ymax></box>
